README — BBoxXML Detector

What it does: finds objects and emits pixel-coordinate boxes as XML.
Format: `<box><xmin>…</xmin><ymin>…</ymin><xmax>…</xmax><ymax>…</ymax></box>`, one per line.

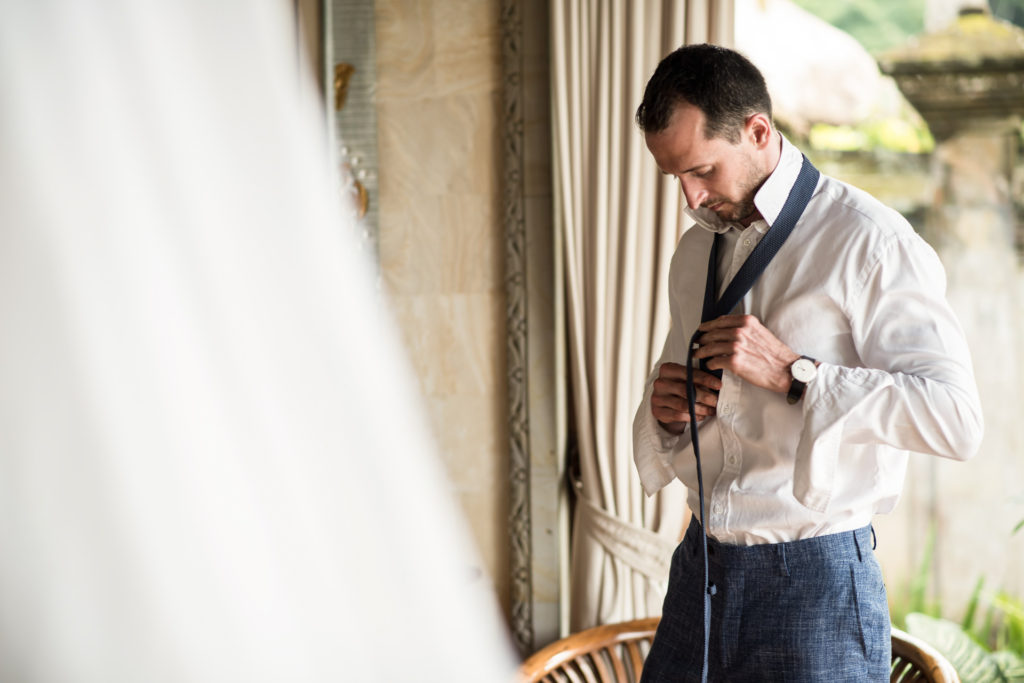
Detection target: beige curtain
<box><xmin>551</xmin><ymin>0</ymin><xmax>734</xmax><ymax>630</ymax></box>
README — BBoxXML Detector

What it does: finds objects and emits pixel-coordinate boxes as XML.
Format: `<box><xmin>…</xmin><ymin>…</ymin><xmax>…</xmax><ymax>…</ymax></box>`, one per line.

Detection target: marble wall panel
<box><xmin>376</xmin><ymin>95</ymin><xmax>500</xmax><ymax>199</ymax></box>
<box><xmin>375</xmin><ymin>0</ymin><xmax>510</xmax><ymax>613</ymax></box>
<box><xmin>387</xmin><ymin>293</ymin><xmax>504</xmax><ymax>396</ymax></box>
<box><xmin>433</xmin><ymin>1</ymin><xmax>500</xmax><ymax>97</ymax></box>
<box><xmin>379</xmin><ymin>192</ymin><xmax>503</xmax><ymax>297</ymax></box>
<box><xmin>375</xmin><ymin>1</ymin><xmax>433</xmax><ymax>98</ymax></box>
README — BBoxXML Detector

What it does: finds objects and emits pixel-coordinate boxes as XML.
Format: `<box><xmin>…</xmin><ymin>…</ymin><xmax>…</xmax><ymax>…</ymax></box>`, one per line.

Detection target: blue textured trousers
<box><xmin>640</xmin><ymin>518</ymin><xmax>890</xmax><ymax>682</ymax></box>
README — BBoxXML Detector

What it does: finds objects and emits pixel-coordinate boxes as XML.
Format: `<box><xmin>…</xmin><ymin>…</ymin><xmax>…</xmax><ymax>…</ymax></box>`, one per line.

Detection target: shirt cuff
<box><xmin>632</xmin><ymin>402</ymin><xmax>682</xmax><ymax>496</ymax></box>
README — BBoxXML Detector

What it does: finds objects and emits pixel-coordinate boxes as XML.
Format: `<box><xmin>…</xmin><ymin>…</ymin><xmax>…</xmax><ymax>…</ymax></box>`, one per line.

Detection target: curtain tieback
<box><xmin>577</xmin><ymin>497</ymin><xmax>676</xmax><ymax>582</ymax></box>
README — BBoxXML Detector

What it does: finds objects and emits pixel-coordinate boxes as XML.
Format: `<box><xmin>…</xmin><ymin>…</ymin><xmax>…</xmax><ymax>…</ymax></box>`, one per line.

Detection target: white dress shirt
<box><xmin>633</xmin><ymin>136</ymin><xmax>983</xmax><ymax>545</ymax></box>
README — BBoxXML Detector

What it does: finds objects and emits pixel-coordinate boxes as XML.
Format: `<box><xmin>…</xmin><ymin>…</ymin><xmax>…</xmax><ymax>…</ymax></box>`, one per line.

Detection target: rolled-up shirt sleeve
<box><xmin>794</xmin><ymin>234</ymin><xmax>984</xmax><ymax>512</ymax></box>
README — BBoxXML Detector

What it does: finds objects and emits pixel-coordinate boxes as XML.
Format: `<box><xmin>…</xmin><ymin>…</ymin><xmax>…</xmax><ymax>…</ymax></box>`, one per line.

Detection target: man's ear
<box><xmin>745</xmin><ymin>112</ymin><xmax>773</xmax><ymax>149</ymax></box>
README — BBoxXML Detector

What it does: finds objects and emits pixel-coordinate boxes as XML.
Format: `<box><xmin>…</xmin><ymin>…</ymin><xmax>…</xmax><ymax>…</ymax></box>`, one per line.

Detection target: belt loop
<box><xmin>853</xmin><ymin>528</ymin><xmax>864</xmax><ymax>563</ymax></box>
<box><xmin>778</xmin><ymin>545</ymin><xmax>790</xmax><ymax>577</ymax></box>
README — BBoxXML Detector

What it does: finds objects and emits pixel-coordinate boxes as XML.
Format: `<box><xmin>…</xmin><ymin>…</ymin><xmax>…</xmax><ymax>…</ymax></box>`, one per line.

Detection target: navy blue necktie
<box><xmin>686</xmin><ymin>156</ymin><xmax>819</xmax><ymax>683</ymax></box>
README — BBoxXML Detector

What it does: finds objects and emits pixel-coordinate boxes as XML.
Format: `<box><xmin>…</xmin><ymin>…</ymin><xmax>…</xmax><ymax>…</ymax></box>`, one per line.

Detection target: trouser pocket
<box><xmin>851</xmin><ymin>556</ymin><xmax>890</xmax><ymax>664</ymax></box>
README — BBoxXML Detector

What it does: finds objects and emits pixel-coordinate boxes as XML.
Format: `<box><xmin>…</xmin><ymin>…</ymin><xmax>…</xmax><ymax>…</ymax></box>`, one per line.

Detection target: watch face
<box><xmin>792</xmin><ymin>358</ymin><xmax>817</xmax><ymax>383</ymax></box>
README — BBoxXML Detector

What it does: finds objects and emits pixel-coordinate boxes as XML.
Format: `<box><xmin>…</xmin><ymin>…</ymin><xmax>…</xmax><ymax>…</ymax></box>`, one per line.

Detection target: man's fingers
<box><xmin>652</xmin><ymin>402</ymin><xmax>715</xmax><ymax>423</ymax></box>
<box><xmin>692</xmin><ymin>387</ymin><xmax>719</xmax><ymax>408</ymax></box>
<box><xmin>696</xmin><ymin>327</ymin><xmax>744</xmax><ymax>345</ymax></box>
<box><xmin>692</xmin><ymin>340</ymin><xmax>740</xmax><ymax>360</ymax></box>
<box><xmin>657</xmin><ymin>405</ymin><xmax>715</xmax><ymax>420</ymax></box>
<box><xmin>657</xmin><ymin>362</ymin><xmax>692</xmax><ymax>382</ymax></box>
<box><xmin>654</xmin><ymin>376</ymin><xmax>721</xmax><ymax>400</ymax></box>
<box><xmin>690</xmin><ymin>313</ymin><xmax>798</xmax><ymax>393</ymax></box>
<box><xmin>653</xmin><ymin>389</ymin><xmax>718</xmax><ymax>412</ymax></box>
<box><xmin>657</xmin><ymin>363</ymin><xmax>723</xmax><ymax>390</ymax></box>
<box><xmin>697</xmin><ymin>313</ymin><xmax>756</xmax><ymax>332</ymax></box>
<box><xmin>651</xmin><ymin>360</ymin><xmax>720</xmax><ymax>425</ymax></box>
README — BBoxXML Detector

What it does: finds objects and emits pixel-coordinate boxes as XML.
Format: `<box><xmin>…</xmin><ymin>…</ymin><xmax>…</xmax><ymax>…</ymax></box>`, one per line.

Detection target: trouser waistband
<box><xmin>684</xmin><ymin>517</ymin><xmax>875</xmax><ymax>575</ymax></box>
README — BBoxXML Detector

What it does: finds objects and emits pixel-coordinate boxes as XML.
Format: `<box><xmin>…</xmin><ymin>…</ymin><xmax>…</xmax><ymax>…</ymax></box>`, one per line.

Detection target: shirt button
<box><xmin>713</xmin><ymin>504</ymin><xmax>724</xmax><ymax>515</ymax></box>
<box><xmin>743</xmin><ymin>238</ymin><xmax>752</xmax><ymax>247</ymax></box>
<box><xmin>729</xmin><ymin>456</ymin><xmax>737</xmax><ymax>465</ymax></box>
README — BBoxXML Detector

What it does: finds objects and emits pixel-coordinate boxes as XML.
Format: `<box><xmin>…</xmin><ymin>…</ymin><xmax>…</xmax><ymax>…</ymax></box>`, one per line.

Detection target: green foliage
<box><xmin>905</xmin><ymin>612</ymin><xmax>1024</xmax><ymax>682</ymax></box>
<box><xmin>959</xmin><ymin>580</ymin><xmax>1024</xmax><ymax>658</ymax></box>
<box><xmin>1012</xmin><ymin>494</ymin><xmax>1024</xmax><ymax>537</ymax></box>
<box><xmin>808</xmin><ymin>118</ymin><xmax>935</xmax><ymax>154</ymax></box>
<box><xmin>905</xmin><ymin>613</ymin><xmax>1006</xmax><ymax>682</ymax></box>
<box><xmin>892</xmin><ymin>524</ymin><xmax>1024</xmax><ymax>682</ymax></box>
<box><xmin>790</xmin><ymin>0</ymin><xmax>925</xmax><ymax>54</ymax></box>
<box><xmin>992</xmin><ymin>0</ymin><xmax>1024</xmax><ymax>28</ymax></box>
<box><xmin>890</xmin><ymin>524</ymin><xmax>941</xmax><ymax>627</ymax></box>
<box><xmin>992</xmin><ymin>650</ymin><xmax>1024</xmax><ymax>682</ymax></box>
<box><xmin>792</xmin><ymin>0</ymin><xmax>1024</xmax><ymax>153</ymax></box>
<box><xmin>965</xmin><ymin>577</ymin><xmax>988</xmax><ymax>635</ymax></box>
<box><xmin>909</xmin><ymin>526</ymin><xmax>939</xmax><ymax>617</ymax></box>
<box><xmin>902</xmin><ymin>583</ymin><xmax>1024</xmax><ymax>682</ymax></box>
<box><xmin>793</xmin><ymin>0</ymin><xmax>1024</xmax><ymax>58</ymax></box>
<box><xmin>991</xmin><ymin>593</ymin><xmax>1024</xmax><ymax>655</ymax></box>
<box><xmin>793</xmin><ymin>0</ymin><xmax>1024</xmax><ymax>56</ymax></box>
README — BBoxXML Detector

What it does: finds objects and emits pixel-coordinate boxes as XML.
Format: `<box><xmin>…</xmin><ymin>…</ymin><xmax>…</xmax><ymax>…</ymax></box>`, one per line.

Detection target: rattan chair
<box><xmin>519</xmin><ymin>618</ymin><xmax>960</xmax><ymax>683</ymax></box>
<box><xmin>890</xmin><ymin>626</ymin><xmax>960</xmax><ymax>683</ymax></box>
<box><xmin>519</xmin><ymin>617</ymin><xmax>659</xmax><ymax>683</ymax></box>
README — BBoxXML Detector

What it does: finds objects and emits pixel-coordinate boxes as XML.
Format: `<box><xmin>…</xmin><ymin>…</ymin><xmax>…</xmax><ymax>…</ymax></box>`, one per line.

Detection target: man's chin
<box><xmin>713</xmin><ymin>204</ymin><xmax>757</xmax><ymax>224</ymax></box>
<box><xmin>709</xmin><ymin>205</ymin><xmax>739</xmax><ymax>221</ymax></box>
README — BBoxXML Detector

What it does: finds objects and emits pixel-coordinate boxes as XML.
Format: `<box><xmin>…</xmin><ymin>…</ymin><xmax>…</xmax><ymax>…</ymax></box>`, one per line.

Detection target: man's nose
<box><xmin>679</xmin><ymin>178</ymin><xmax>707</xmax><ymax>210</ymax></box>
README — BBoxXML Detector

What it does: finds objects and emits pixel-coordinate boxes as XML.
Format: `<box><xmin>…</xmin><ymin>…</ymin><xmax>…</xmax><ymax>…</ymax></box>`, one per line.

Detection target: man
<box><xmin>632</xmin><ymin>44</ymin><xmax>982</xmax><ymax>681</ymax></box>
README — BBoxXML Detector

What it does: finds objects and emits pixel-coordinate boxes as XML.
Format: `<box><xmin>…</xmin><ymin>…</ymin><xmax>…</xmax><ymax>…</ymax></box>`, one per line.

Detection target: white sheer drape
<box><xmin>0</xmin><ymin>2</ymin><xmax>515</xmax><ymax>681</ymax></box>
<box><xmin>551</xmin><ymin>0</ymin><xmax>734</xmax><ymax>630</ymax></box>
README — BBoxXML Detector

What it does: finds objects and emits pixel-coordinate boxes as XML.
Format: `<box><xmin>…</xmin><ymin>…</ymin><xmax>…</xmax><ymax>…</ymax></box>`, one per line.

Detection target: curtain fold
<box><xmin>551</xmin><ymin>0</ymin><xmax>734</xmax><ymax>630</ymax></box>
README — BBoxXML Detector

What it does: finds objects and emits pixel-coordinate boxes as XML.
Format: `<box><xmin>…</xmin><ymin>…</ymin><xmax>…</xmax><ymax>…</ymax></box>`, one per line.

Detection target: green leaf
<box><xmin>908</xmin><ymin>527</ymin><xmax>938</xmax><ymax>616</ymax></box>
<box><xmin>992</xmin><ymin>592</ymin><xmax>1024</xmax><ymax>654</ymax></box>
<box><xmin>992</xmin><ymin>650</ymin><xmax>1024</xmax><ymax>682</ymax></box>
<box><xmin>1013</xmin><ymin>518</ymin><xmax>1024</xmax><ymax>536</ymax></box>
<box><xmin>965</xmin><ymin>577</ymin><xmax>987</xmax><ymax>635</ymax></box>
<box><xmin>905</xmin><ymin>613</ymin><xmax>1007</xmax><ymax>682</ymax></box>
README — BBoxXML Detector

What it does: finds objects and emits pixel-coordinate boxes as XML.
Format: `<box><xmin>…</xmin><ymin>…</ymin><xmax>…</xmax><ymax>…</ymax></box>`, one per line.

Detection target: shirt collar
<box><xmin>684</xmin><ymin>134</ymin><xmax>804</xmax><ymax>236</ymax></box>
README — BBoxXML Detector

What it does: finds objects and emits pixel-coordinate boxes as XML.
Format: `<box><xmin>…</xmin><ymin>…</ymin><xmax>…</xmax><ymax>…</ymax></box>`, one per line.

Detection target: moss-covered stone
<box><xmin>878</xmin><ymin>9</ymin><xmax>1024</xmax><ymax>73</ymax></box>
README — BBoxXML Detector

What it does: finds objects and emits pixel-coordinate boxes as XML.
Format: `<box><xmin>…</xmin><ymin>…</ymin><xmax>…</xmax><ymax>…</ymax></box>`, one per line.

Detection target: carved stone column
<box><xmin>878</xmin><ymin>7</ymin><xmax>1024</xmax><ymax>612</ymax></box>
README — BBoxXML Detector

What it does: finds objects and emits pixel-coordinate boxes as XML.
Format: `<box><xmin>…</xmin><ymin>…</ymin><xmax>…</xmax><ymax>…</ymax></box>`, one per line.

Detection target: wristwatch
<box><xmin>786</xmin><ymin>356</ymin><xmax>817</xmax><ymax>405</ymax></box>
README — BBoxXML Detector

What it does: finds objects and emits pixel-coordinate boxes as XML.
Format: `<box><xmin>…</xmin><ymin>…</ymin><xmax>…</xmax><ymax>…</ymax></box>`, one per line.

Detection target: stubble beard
<box><xmin>714</xmin><ymin>198</ymin><xmax>756</xmax><ymax>223</ymax></box>
<box><xmin>705</xmin><ymin>156</ymin><xmax>766</xmax><ymax>224</ymax></box>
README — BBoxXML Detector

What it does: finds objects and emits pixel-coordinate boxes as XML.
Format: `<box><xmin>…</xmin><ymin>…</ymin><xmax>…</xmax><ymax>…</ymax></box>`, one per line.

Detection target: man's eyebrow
<box><xmin>658</xmin><ymin>164</ymin><xmax>710</xmax><ymax>176</ymax></box>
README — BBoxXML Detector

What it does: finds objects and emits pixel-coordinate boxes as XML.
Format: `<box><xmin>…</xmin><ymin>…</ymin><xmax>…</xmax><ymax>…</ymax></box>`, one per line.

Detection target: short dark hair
<box><xmin>635</xmin><ymin>44</ymin><xmax>773</xmax><ymax>142</ymax></box>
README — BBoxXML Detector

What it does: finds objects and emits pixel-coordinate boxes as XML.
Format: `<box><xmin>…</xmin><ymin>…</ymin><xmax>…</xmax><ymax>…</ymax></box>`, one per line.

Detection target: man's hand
<box><xmin>651</xmin><ymin>362</ymin><xmax>722</xmax><ymax>434</ymax></box>
<box><xmin>692</xmin><ymin>314</ymin><xmax>799</xmax><ymax>393</ymax></box>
